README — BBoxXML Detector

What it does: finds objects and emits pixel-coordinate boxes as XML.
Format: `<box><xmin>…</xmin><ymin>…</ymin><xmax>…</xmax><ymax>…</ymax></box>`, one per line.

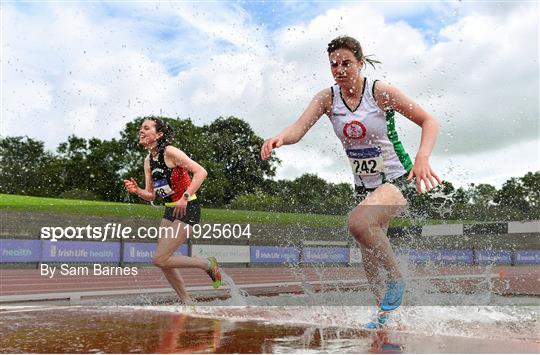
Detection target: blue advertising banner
<box><xmin>435</xmin><ymin>250</ymin><xmax>474</xmax><ymax>264</ymax></box>
<box><xmin>123</xmin><ymin>243</ymin><xmax>188</xmax><ymax>262</ymax></box>
<box><xmin>301</xmin><ymin>247</ymin><xmax>349</xmax><ymax>263</ymax></box>
<box><xmin>514</xmin><ymin>250</ymin><xmax>540</xmax><ymax>264</ymax></box>
<box><xmin>397</xmin><ymin>249</ymin><xmax>435</xmax><ymax>263</ymax></box>
<box><xmin>0</xmin><ymin>239</ymin><xmax>41</xmax><ymax>262</ymax></box>
<box><xmin>41</xmin><ymin>241</ymin><xmax>120</xmax><ymax>262</ymax></box>
<box><xmin>250</xmin><ymin>246</ymin><xmax>300</xmax><ymax>263</ymax></box>
<box><xmin>353</xmin><ymin>248</ymin><xmax>472</xmax><ymax>265</ymax></box>
<box><xmin>397</xmin><ymin>249</ymin><xmax>474</xmax><ymax>264</ymax></box>
<box><xmin>474</xmin><ymin>250</ymin><xmax>512</xmax><ymax>264</ymax></box>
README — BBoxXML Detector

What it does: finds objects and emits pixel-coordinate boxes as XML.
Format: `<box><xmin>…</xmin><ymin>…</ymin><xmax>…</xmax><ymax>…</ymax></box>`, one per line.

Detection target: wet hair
<box><xmin>327</xmin><ymin>36</ymin><xmax>381</xmax><ymax>69</ymax></box>
<box><xmin>144</xmin><ymin>116</ymin><xmax>174</xmax><ymax>152</ymax></box>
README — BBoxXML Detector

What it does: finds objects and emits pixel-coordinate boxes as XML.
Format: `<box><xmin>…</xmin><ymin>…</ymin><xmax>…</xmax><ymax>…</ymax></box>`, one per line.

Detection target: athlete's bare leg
<box><xmin>359</xmin><ymin>243</ymin><xmax>385</xmax><ymax>303</ymax></box>
<box><xmin>152</xmin><ymin>218</ymin><xmax>208</xmax><ymax>303</ymax></box>
<box><xmin>359</xmin><ymin>221</ymin><xmax>391</xmax><ymax>303</ymax></box>
<box><xmin>348</xmin><ymin>183</ymin><xmax>406</xmax><ymax>281</ymax></box>
<box><xmin>161</xmin><ymin>268</ymin><xmax>192</xmax><ymax>303</ymax></box>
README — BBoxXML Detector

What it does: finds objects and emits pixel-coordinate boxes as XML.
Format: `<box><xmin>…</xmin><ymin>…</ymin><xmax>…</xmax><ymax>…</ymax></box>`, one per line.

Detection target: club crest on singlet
<box><xmin>342</xmin><ymin>120</ymin><xmax>366</xmax><ymax>140</ymax></box>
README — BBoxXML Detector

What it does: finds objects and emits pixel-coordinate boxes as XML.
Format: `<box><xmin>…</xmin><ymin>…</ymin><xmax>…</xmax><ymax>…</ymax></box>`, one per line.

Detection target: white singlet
<box><xmin>329</xmin><ymin>77</ymin><xmax>413</xmax><ymax>189</ymax></box>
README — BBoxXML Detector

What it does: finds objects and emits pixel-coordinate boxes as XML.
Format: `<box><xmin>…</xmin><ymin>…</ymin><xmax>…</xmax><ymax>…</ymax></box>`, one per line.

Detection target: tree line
<box><xmin>1</xmin><ymin>116</ymin><xmax>538</xmax><ymax>221</ymax></box>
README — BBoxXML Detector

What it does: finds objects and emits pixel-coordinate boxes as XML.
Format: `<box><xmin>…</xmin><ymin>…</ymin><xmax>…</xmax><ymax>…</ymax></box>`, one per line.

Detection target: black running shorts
<box><xmin>354</xmin><ymin>174</ymin><xmax>416</xmax><ymax>205</ymax></box>
<box><xmin>163</xmin><ymin>199</ymin><xmax>201</xmax><ymax>225</ymax></box>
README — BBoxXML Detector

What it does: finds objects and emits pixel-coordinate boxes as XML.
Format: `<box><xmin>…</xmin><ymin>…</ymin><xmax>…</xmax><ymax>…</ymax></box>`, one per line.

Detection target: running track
<box><xmin>1</xmin><ymin>265</ymin><xmax>538</xmax><ymax>303</ymax></box>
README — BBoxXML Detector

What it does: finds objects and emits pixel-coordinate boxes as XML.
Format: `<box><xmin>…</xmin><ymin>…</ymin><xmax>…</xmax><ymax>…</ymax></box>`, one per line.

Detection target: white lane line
<box><xmin>1</xmin><ymin>306</ymin><xmax>81</xmax><ymax>314</ymax></box>
<box><xmin>0</xmin><ymin>273</ymin><xmax>501</xmax><ymax>303</ymax></box>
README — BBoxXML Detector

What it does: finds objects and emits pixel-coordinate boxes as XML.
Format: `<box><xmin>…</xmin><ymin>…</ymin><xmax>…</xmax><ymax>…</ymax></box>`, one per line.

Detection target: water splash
<box><xmin>127</xmin><ymin>300</ymin><xmax>538</xmax><ymax>342</ymax></box>
<box><xmin>221</xmin><ymin>271</ymin><xmax>249</xmax><ymax>306</ymax></box>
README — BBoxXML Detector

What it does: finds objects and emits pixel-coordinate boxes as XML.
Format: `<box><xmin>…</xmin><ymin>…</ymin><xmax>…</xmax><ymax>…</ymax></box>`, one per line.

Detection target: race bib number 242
<box><xmin>346</xmin><ymin>147</ymin><xmax>385</xmax><ymax>176</ymax></box>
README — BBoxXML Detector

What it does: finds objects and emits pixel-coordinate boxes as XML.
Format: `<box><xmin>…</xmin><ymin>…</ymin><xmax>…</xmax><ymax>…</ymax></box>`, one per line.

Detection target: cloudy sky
<box><xmin>2</xmin><ymin>1</ymin><xmax>538</xmax><ymax>188</ymax></box>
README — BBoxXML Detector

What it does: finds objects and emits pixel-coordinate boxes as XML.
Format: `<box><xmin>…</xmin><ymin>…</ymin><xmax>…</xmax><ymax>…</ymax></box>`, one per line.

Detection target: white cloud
<box><xmin>1</xmin><ymin>2</ymin><xmax>538</xmax><ymax>188</ymax></box>
<box><xmin>172</xmin><ymin>2</ymin><xmax>261</xmax><ymax>51</ymax></box>
<box><xmin>2</xmin><ymin>5</ymin><xmax>181</xmax><ymax>140</ymax></box>
<box><xmin>437</xmin><ymin>139</ymin><xmax>540</xmax><ymax>188</ymax></box>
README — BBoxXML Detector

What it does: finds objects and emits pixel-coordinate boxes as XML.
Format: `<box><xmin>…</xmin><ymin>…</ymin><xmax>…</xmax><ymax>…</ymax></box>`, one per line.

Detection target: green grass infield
<box><xmin>0</xmin><ymin>194</ymin><xmax>456</xmax><ymax>227</ymax></box>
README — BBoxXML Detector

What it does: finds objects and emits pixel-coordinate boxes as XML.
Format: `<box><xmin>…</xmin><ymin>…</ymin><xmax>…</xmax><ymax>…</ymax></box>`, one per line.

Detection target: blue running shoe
<box><xmin>380</xmin><ymin>279</ymin><xmax>406</xmax><ymax>312</ymax></box>
<box><xmin>365</xmin><ymin>310</ymin><xmax>391</xmax><ymax>330</ymax></box>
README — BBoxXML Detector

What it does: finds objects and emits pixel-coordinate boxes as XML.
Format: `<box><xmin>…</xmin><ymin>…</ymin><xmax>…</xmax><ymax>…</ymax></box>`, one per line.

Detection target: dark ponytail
<box><xmin>146</xmin><ymin>116</ymin><xmax>174</xmax><ymax>152</ymax></box>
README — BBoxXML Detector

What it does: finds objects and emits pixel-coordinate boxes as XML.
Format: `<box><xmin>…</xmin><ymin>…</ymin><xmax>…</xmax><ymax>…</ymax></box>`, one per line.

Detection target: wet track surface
<box><xmin>1</xmin><ymin>307</ymin><xmax>538</xmax><ymax>353</ymax></box>
<box><xmin>1</xmin><ymin>265</ymin><xmax>539</xmax><ymax>353</ymax></box>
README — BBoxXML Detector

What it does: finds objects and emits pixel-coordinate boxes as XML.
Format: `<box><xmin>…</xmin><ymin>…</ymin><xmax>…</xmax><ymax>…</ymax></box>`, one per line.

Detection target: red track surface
<box><xmin>1</xmin><ymin>265</ymin><xmax>538</xmax><ymax>298</ymax></box>
<box><xmin>3</xmin><ymin>307</ymin><xmax>538</xmax><ymax>353</ymax></box>
<box><xmin>1</xmin><ymin>266</ymin><xmax>539</xmax><ymax>353</ymax></box>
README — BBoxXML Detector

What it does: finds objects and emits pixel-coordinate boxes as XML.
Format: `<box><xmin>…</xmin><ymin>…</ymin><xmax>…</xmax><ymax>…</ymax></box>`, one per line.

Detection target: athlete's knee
<box><xmin>152</xmin><ymin>254</ymin><xmax>170</xmax><ymax>269</ymax></box>
<box><xmin>349</xmin><ymin>221</ymin><xmax>377</xmax><ymax>244</ymax></box>
<box><xmin>348</xmin><ymin>208</ymin><xmax>379</xmax><ymax>243</ymax></box>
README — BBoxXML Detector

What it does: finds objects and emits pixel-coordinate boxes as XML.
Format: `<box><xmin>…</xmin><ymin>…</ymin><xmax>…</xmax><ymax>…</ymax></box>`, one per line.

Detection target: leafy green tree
<box><xmin>202</xmin><ymin>116</ymin><xmax>279</xmax><ymax>204</ymax></box>
<box><xmin>452</xmin><ymin>187</ymin><xmax>470</xmax><ymax>205</ymax></box>
<box><xmin>57</xmin><ymin>135</ymin><xmax>91</xmax><ymax>193</ymax></box>
<box><xmin>325</xmin><ymin>182</ymin><xmax>355</xmax><ymax>215</ymax></box>
<box><xmin>85</xmin><ymin>138</ymin><xmax>126</xmax><ymax>201</ymax></box>
<box><xmin>6</xmin><ymin>113</ymin><xmax>537</xmax><ymax>220</ymax></box>
<box><xmin>0</xmin><ymin>136</ymin><xmax>63</xmax><ymax>196</ymax></box>
<box><xmin>274</xmin><ymin>174</ymin><xmax>353</xmax><ymax>214</ymax></box>
<box><xmin>521</xmin><ymin>172</ymin><xmax>540</xmax><ymax>210</ymax></box>
<box><xmin>198</xmin><ymin>162</ymin><xmax>230</xmax><ymax>206</ymax></box>
<box><xmin>287</xmin><ymin>174</ymin><xmax>328</xmax><ymax>209</ymax></box>
<box><xmin>494</xmin><ymin>177</ymin><xmax>529</xmax><ymax>211</ymax></box>
<box><xmin>440</xmin><ymin>181</ymin><xmax>455</xmax><ymax>195</ymax></box>
<box><xmin>56</xmin><ymin>136</ymin><xmax>126</xmax><ymax>201</ymax></box>
<box><xmin>230</xmin><ymin>175</ymin><xmax>353</xmax><ymax>215</ymax></box>
<box><xmin>428</xmin><ymin>181</ymin><xmax>456</xmax><ymax>219</ymax></box>
<box><xmin>470</xmin><ymin>183</ymin><xmax>497</xmax><ymax>208</ymax></box>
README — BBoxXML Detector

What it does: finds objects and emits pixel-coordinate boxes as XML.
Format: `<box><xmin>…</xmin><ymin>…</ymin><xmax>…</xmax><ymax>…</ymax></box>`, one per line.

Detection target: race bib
<box><xmin>154</xmin><ymin>178</ymin><xmax>175</xmax><ymax>198</ymax></box>
<box><xmin>347</xmin><ymin>147</ymin><xmax>385</xmax><ymax>176</ymax></box>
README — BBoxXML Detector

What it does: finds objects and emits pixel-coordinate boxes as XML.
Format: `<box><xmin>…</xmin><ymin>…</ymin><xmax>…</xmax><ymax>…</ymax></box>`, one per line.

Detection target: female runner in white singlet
<box><xmin>260</xmin><ymin>36</ymin><xmax>441</xmax><ymax>328</ymax></box>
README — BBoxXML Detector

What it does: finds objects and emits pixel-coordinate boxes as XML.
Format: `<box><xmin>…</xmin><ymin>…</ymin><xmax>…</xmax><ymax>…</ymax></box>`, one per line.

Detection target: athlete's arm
<box><xmin>373</xmin><ymin>81</ymin><xmax>441</xmax><ymax>193</ymax></box>
<box><xmin>123</xmin><ymin>156</ymin><xmax>156</xmax><ymax>201</ymax></box>
<box><xmin>165</xmin><ymin>146</ymin><xmax>208</xmax><ymax>197</ymax></box>
<box><xmin>260</xmin><ymin>88</ymin><xmax>332</xmax><ymax>160</ymax></box>
<box><xmin>165</xmin><ymin>146</ymin><xmax>207</xmax><ymax>218</ymax></box>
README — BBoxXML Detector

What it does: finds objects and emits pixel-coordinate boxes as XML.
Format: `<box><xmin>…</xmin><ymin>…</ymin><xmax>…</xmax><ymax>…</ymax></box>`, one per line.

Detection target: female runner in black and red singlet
<box><xmin>124</xmin><ymin>117</ymin><xmax>221</xmax><ymax>304</ymax></box>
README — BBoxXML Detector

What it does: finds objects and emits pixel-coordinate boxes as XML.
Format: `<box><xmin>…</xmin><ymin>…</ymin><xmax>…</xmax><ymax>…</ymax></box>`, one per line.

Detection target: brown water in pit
<box><xmin>1</xmin><ymin>307</ymin><xmax>538</xmax><ymax>353</ymax></box>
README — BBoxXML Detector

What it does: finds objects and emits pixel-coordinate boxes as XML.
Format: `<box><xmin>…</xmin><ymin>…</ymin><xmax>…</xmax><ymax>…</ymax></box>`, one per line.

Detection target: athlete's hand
<box><xmin>260</xmin><ymin>136</ymin><xmax>284</xmax><ymax>160</ymax></box>
<box><xmin>123</xmin><ymin>178</ymin><xmax>140</xmax><ymax>195</ymax></box>
<box><xmin>407</xmin><ymin>155</ymin><xmax>441</xmax><ymax>193</ymax></box>
<box><xmin>173</xmin><ymin>198</ymin><xmax>188</xmax><ymax>219</ymax></box>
